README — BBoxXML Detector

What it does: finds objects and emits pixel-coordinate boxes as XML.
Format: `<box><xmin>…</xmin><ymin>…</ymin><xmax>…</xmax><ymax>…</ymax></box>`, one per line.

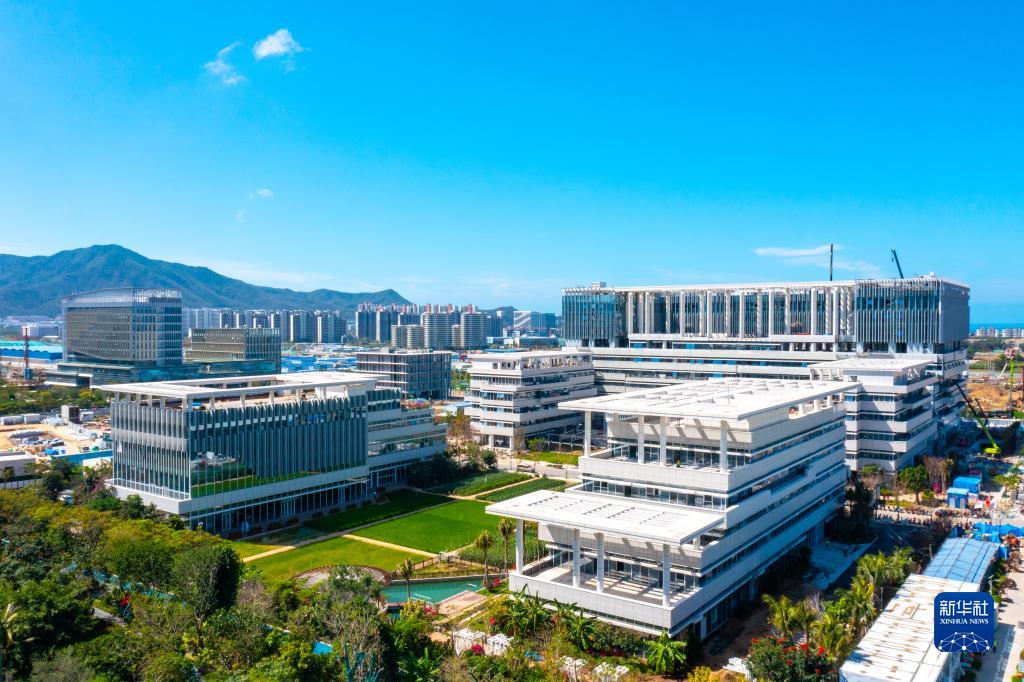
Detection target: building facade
<box><xmin>467</xmin><ymin>349</ymin><xmax>596</xmax><ymax>449</ymax></box>
<box><xmin>100</xmin><ymin>372</ymin><xmax>446</xmax><ymax>533</ymax></box>
<box><xmin>487</xmin><ymin>378</ymin><xmax>854</xmax><ymax>637</ymax></box>
<box><xmin>811</xmin><ymin>358</ymin><xmax>937</xmax><ymax>473</ymax></box>
<box><xmin>186</xmin><ymin>327</ymin><xmax>281</xmax><ymax>366</ymax></box>
<box><xmin>562</xmin><ymin>277</ymin><xmax>969</xmax><ymax>434</ymax></box>
<box><xmin>356</xmin><ymin>349</ymin><xmax>452</xmax><ymax>399</ymax></box>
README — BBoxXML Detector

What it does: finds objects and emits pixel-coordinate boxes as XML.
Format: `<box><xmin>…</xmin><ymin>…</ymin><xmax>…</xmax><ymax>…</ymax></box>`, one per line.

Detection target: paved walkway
<box><xmin>345</xmin><ymin>534</ymin><xmax>433</xmax><ymax>557</ymax></box>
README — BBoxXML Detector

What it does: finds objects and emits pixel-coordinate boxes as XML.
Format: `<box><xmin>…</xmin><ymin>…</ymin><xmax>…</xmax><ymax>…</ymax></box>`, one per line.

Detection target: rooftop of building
<box><xmin>811</xmin><ymin>357</ymin><xmax>934</xmax><ymax>372</ymax></box>
<box><xmin>559</xmin><ymin>377</ymin><xmax>858</xmax><ymax>421</ymax></box>
<box><xmin>96</xmin><ymin>370</ymin><xmax>381</xmax><ymax>405</ymax></box>
<box><xmin>470</xmin><ymin>348</ymin><xmax>589</xmax><ymax>361</ymax></box>
<box><xmin>839</xmin><ymin>574</ymin><xmax>972</xmax><ymax>682</ymax></box>
<box><xmin>62</xmin><ymin>287</ymin><xmax>182</xmax><ymax>304</ymax></box>
<box><xmin>563</xmin><ymin>274</ymin><xmax>969</xmax><ymax>293</ymax></box>
<box><xmin>356</xmin><ymin>348</ymin><xmax>453</xmax><ymax>356</ymax></box>
<box><xmin>922</xmin><ymin>537</ymin><xmax>997</xmax><ymax>585</ymax></box>
<box><xmin>485</xmin><ymin>490</ymin><xmax>721</xmax><ymax>544</ymax></box>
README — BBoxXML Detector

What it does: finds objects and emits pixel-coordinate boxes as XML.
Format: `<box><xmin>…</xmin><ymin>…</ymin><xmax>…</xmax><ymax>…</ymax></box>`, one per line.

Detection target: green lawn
<box><xmin>306</xmin><ymin>490</ymin><xmax>449</xmax><ymax>533</ymax></box>
<box><xmin>429</xmin><ymin>471</ymin><xmax>529</xmax><ymax>496</ymax></box>
<box><xmin>248</xmin><ymin>536</ymin><xmax>422</xmax><ymax>581</ymax></box>
<box><xmin>230</xmin><ymin>490</ymin><xmax>449</xmax><ymax>558</ymax></box>
<box><xmin>232</xmin><ymin>526</ymin><xmax>325</xmax><ymax>558</ymax></box>
<box><xmin>478</xmin><ymin>477</ymin><xmax>568</xmax><ymax>502</ymax></box>
<box><xmin>351</xmin><ymin>500</ymin><xmax>501</xmax><ymax>554</ymax></box>
<box><xmin>521</xmin><ymin>450</ymin><xmax>580</xmax><ymax>466</ymax></box>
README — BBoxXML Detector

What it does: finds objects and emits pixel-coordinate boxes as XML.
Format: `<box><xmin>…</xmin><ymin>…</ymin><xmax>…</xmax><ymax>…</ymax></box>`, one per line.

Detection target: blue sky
<box><xmin>1</xmin><ymin>3</ymin><xmax>1022</xmax><ymax>320</ymax></box>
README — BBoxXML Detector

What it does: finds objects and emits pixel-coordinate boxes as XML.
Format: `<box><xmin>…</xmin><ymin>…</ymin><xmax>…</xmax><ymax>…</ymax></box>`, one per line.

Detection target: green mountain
<box><xmin>0</xmin><ymin>244</ymin><xmax>410</xmax><ymax>316</ymax></box>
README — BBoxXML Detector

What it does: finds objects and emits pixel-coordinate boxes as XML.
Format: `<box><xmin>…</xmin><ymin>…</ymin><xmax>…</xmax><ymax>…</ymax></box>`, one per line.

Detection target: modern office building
<box><xmin>467</xmin><ymin>349</ymin><xmax>596</xmax><ymax>449</ymax></box>
<box><xmin>487</xmin><ymin>378</ymin><xmax>854</xmax><ymax>637</ymax></box>
<box><xmin>186</xmin><ymin>328</ymin><xmax>281</xmax><ymax>368</ymax></box>
<box><xmin>810</xmin><ymin>358</ymin><xmax>936</xmax><ymax>473</ymax></box>
<box><xmin>52</xmin><ymin>288</ymin><xmax>184</xmax><ymax>386</ymax></box>
<box><xmin>356</xmin><ymin>349</ymin><xmax>452</xmax><ymax>399</ymax></box>
<box><xmin>99</xmin><ymin>371</ymin><xmax>446</xmax><ymax>532</ymax></box>
<box><xmin>562</xmin><ymin>277</ymin><xmax>969</xmax><ymax>434</ymax></box>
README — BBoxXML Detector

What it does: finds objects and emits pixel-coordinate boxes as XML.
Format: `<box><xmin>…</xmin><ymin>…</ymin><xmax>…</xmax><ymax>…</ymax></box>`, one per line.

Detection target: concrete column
<box><xmin>767</xmin><ymin>291</ymin><xmax>775</xmax><ymax>335</ymax></box>
<box><xmin>662</xmin><ymin>544</ymin><xmax>672</xmax><ymax>607</ymax></box>
<box><xmin>596</xmin><ymin>533</ymin><xmax>605</xmax><ymax>594</ymax></box>
<box><xmin>737</xmin><ymin>292</ymin><xmax>745</xmax><ymax>337</ymax></box>
<box><xmin>705</xmin><ymin>291</ymin><xmax>713</xmax><ymax>335</ymax></box>
<box><xmin>756</xmin><ymin>291</ymin><xmax>764</xmax><ymax>337</ymax></box>
<box><xmin>810</xmin><ymin>289</ymin><xmax>818</xmax><ymax>335</ymax></box>
<box><xmin>626</xmin><ymin>293</ymin><xmax>634</xmax><ymax>335</ymax></box>
<box><xmin>515</xmin><ymin>519</ymin><xmax>524</xmax><ymax>574</ymax></box>
<box><xmin>637</xmin><ymin>415</ymin><xmax>646</xmax><ymax>464</ymax></box>
<box><xmin>719</xmin><ymin>420</ymin><xmax>729</xmax><ymax>472</ymax></box>
<box><xmin>784</xmin><ymin>290</ymin><xmax>792</xmax><ymax>333</ymax></box>
<box><xmin>572</xmin><ymin>528</ymin><xmax>581</xmax><ymax>587</ymax></box>
<box><xmin>584</xmin><ymin>411</ymin><xmax>592</xmax><ymax>458</ymax></box>
<box><xmin>699</xmin><ymin>292</ymin><xmax>706</xmax><ymax>336</ymax></box>
<box><xmin>832</xmin><ymin>289</ymin><xmax>840</xmax><ymax>337</ymax></box>
<box><xmin>659</xmin><ymin>416</ymin><xmax>668</xmax><ymax>466</ymax></box>
<box><xmin>239</xmin><ymin>394</ymin><xmax>246</xmax><ymax>408</ymax></box>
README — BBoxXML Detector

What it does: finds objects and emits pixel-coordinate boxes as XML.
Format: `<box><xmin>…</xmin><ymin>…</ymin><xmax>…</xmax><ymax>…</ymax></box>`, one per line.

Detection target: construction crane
<box><xmin>890</xmin><ymin>249</ymin><xmax>905</xmax><ymax>279</ymax></box>
<box><xmin>1007</xmin><ymin>346</ymin><xmax>1019</xmax><ymax>414</ymax></box>
<box><xmin>955</xmin><ymin>382</ymin><xmax>1001</xmax><ymax>456</ymax></box>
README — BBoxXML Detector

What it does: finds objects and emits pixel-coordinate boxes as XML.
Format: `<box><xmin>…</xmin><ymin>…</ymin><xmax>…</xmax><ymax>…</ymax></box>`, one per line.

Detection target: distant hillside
<box><xmin>0</xmin><ymin>244</ymin><xmax>410</xmax><ymax>316</ymax></box>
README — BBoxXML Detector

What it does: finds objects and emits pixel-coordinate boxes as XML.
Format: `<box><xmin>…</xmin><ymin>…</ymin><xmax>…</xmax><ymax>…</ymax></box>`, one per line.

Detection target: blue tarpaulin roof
<box><xmin>923</xmin><ymin>537</ymin><xmax>997</xmax><ymax>586</ymax></box>
<box><xmin>952</xmin><ymin>476</ymin><xmax>982</xmax><ymax>493</ymax></box>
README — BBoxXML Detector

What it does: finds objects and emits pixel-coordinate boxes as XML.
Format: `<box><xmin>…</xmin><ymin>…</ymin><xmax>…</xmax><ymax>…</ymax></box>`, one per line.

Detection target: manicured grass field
<box><xmin>232</xmin><ymin>526</ymin><xmax>325</xmax><ymax>558</ymax></box>
<box><xmin>248</xmin><ymin>536</ymin><xmax>422</xmax><ymax>581</ymax></box>
<box><xmin>306</xmin><ymin>490</ymin><xmax>449</xmax><ymax>533</ymax></box>
<box><xmin>478</xmin><ymin>477</ymin><xmax>568</xmax><ymax>503</ymax></box>
<box><xmin>521</xmin><ymin>450</ymin><xmax>580</xmax><ymax>466</ymax></box>
<box><xmin>429</xmin><ymin>471</ymin><xmax>529</xmax><ymax>496</ymax></box>
<box><xmin>351</xmin><ymin>500</ymin><xmax>501</xmax><ymax>554</ymax></box>
<box><xmin>230</xmin><ymin>490</ymin><xmax>449</xmax><ymax>558</ymax></box>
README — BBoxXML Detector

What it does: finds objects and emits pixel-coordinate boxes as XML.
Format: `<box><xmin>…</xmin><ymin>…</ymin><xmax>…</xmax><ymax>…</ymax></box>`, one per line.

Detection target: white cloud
<box><xmin>203</xmin><ymin>42</ymin><xmax>246</xmax><ymax>86</ymax></box>
<box><xmin>753</xmin><ymin>244</ymin><xmax>882</xmax><ymax>278</ymax></box>
<box><xmin>234</xmin><ymin>209</ymin><xmax>245</xmax><ymax>224</ymax></box>
<box><xmin>253</xmin><ymin>29</ymin><xmax>306</xmax><ymax>60</ymax></box>
<box><xmin>753</xmin><ymin>245</ymin><xmax>832</xmax><ymax>258</ymax></box>
<box><xmin>251</xmin><ymin>188</ymin><xmax>274</xmax><ymax>199</ymax></box>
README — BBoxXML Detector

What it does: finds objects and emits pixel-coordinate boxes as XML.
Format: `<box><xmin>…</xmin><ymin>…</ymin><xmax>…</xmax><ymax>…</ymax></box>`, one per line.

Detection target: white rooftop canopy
<box><xmin>96</xmin><ymin>371</ymin><xmax>380</xmax><ymax>401</ymax></box>
<box><xmin>559</xmin><ymin>377</ymin><xmax>857</xmax><ymax>422</ymax></box>
<box><xmin>811</xmin><ymin>357</ymin><xmax>933</xmax><ymax>372</ymax></box>
<box><xmin>840</xmin><ymin>574</ymin><xmax>974</xmax><ymax>682</ymax></box>
<box><xmin>485</xmin><ymin>490</ymin><xmax>722</xmax><ymax>545</ymax></box>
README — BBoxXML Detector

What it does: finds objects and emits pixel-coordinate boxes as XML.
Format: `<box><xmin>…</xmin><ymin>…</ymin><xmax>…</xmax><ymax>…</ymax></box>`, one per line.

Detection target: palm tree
<box><xmin>836</xmin><ymin>574</ymin><xmax>877</xmax><ymax>638</ymax></box>
<box><xmin>398</xmin><ymin>647</ymin><xmax>444</xmax><ymax>682</ymax></box>
<box><xmin>475</xmin><ymin>530</ymin><xmax>494</xmax><ymax>587</ymax></box>
<box><xmin>645</xmin><ymin>631</ymin><xmax>687</xmax><ymax>676</ymax></box>
<box><xmin>812</xmin><ymin>610</ymin><xmax>853</xmax><ymax>661</ymax></box>
<box><xmin>397</xmin><ymin>558</ymin><xmax>416</xmax><ymax>602</ymax></box>
<box><xmin>498</xmin><ymin>518</ymin><xmax>515</xmax><ymax>576</ymax></box>
<box><xmin>762</xmin><ymin>594</ymin><xmax>798</xmax><ymax>639</ymax></box>
<box><xmin>791</xmin><ymin>597</ymin><xmax>819</xmax><ymax>643</ymax></box>
<box><xmin>562</xmin><ymin>609</ymin><xmax>599</xmax><ymax>651</ymax></box>
<box><xmin>0</xmin><ymin>603</ymin><xmax>31</xmax><ymax>681</ymax></box>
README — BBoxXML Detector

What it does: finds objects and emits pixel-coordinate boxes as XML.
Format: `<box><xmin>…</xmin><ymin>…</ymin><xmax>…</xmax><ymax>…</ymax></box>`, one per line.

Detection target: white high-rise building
<box><xmin>487</xmin><ymin>377</ymin><xmax>854</xmax><ymax>638</ymax></box>
<box><xmin>810</xmin><ymin>358</ymin><xmax>937</xmax><ymax>472</ymax></box>
<box><xmin>467</xmin><ymin>349</ymin><xmax>596</xmax><ymax>449</ymax></box>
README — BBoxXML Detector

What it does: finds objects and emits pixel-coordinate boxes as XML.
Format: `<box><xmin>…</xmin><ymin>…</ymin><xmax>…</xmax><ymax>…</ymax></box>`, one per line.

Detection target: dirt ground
<box><xmin>969</xmin><ymin>378</ymin><xmax>1022</xmax><ymax>413</ymax></box>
